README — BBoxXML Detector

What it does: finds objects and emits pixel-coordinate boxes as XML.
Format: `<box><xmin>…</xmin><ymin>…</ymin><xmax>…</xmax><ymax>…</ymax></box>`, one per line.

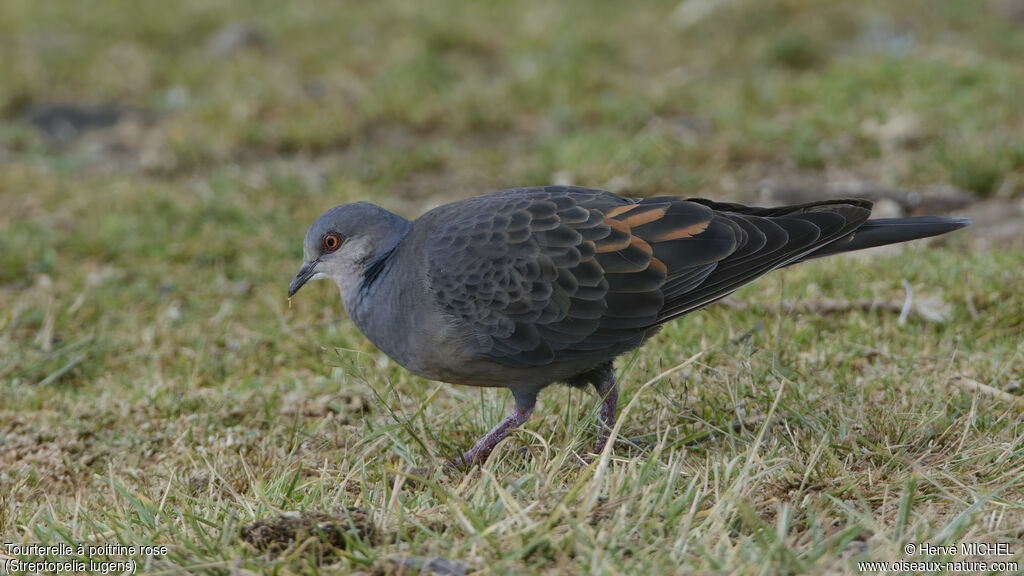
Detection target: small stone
<box><xmin>551</xmin><ymin>170</ymin><xmax>574</xmax><ymax>187</ymax></box>
<box><xmin>206</xmin><ymin>22</ymin><xmax>269</xmax><ymax>58</ymax></box>
<box><xmin>863</xmin><ymin>113</ymin><xmax>926</xmax><ymax>149</ymax></box>
<box><xmin>870</xmin><ymin>198</ymin><xmax>904</xmax><ymax>219</ymax></box>
<box><xmin>388</xmin><ymin>555</ymin><xmax>468</xmax><ymax>576</ymax></box>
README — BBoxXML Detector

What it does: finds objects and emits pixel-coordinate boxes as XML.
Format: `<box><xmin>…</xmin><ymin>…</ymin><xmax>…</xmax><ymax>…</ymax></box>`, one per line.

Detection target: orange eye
<box><xmin>322</xmin><ymin>233</ymin><xmax>343</xmax><ymax>252</ymax></box>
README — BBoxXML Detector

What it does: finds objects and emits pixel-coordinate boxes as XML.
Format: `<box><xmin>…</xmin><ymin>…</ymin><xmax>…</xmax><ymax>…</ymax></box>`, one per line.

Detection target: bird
<box><xmin>287</xmin><ymin>186</ymin><xmax>969</xmax><ymax>467</ymax></box>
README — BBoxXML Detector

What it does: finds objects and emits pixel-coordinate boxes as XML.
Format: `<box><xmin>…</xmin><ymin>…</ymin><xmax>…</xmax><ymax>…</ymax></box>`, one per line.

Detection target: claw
<box><xmin>452</xmin><ymin>404</ymin><xmax>535</xmax><ymax>468</ymax></box>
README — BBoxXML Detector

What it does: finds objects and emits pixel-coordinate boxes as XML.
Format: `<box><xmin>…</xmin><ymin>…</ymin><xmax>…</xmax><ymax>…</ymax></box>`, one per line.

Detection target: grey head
<box><xmin>288</xmin><ymin>202</ymin><xmax>411</xmax><ymax>302</ymax></box>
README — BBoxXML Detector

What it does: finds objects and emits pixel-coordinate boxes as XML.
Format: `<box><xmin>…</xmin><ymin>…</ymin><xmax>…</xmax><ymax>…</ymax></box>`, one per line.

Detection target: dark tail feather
<box><xmin>799</xmin><ymin>216</ymin><xmax>971</xmax><ymax>261</ymax></box>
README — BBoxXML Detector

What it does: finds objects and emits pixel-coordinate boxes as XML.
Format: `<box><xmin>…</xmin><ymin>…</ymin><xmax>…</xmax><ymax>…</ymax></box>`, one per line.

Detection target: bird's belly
<box><xmin>397</xmin><ymin>349</ymin><xmax>615</xmax><ymax>390</ymax></box>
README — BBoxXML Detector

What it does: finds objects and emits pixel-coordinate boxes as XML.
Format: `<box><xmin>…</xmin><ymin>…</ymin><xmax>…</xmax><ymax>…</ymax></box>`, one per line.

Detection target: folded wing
<box><xmin>426</xmin><ymin>187</ymin><xmax>873</xmax><ymax>368</ymax></box>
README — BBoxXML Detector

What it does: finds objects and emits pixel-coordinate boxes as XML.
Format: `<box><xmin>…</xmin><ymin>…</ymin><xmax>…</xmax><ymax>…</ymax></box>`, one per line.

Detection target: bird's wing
<box><xmin>424</xmin><ymin>186</ymin><xmax>661</xmax><ymax>368</ymax></box>
<box><xmin>653</xmin><ymin>197</ymin><xmax>873</xmax><ymax>322</ymax></box>
<box><xmin>425</xmin><ymin>187</ymin><xmax>871</xmax><ymax>368</ymax></box>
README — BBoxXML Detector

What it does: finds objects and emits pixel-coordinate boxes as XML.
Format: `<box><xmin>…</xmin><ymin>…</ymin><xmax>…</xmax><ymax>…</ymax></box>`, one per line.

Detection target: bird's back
<box><xmin>392</xmin><ymin>186</ymin><xmax>965</xmax><ymax>387</ymax></box>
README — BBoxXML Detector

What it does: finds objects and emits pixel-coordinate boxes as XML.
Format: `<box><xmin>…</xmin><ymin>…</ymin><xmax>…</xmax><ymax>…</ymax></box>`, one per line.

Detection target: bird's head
<box><xmin>288</xmin><ymin>202</ymin><xmax>411</xmax><ymax>300</ymax></box>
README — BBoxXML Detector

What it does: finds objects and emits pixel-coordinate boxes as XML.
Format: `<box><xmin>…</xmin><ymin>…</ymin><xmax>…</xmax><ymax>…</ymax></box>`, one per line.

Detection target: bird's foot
<box><xmin>448</xmin><ymin>404</ymin><xmax>535</xmax><ymax>469</ymax></box>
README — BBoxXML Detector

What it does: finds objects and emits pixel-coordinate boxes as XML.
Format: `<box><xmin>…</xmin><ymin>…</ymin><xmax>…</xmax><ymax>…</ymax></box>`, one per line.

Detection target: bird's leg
<box><xmin>453</xmin><ymin>393</ymin><xmax>536</xmax><ymax>468</ymax></box>
<box><xmin>592</xmin><ymin>370</ymin><xmax>618</xmax><ymax>456</ymax></box>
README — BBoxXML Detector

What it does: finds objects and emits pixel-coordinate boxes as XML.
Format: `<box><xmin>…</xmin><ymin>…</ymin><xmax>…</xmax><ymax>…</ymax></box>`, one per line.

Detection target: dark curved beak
<box><xmin>288</xmin><ymin>260</ymin><xmax>319</xmax><ymax>297</ymax></box>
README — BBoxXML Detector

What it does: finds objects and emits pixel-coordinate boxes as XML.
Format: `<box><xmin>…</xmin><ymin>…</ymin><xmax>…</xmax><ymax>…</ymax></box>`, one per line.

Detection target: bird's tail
<box><xmin>800</xmin><ymin>216</ymin><xmax>971</xmax><ymax>261</ymax></box>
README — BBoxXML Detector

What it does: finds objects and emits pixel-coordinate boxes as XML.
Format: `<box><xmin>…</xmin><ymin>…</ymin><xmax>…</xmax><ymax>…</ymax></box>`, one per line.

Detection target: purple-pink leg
<box><xmin>592</xmin><ymin>372</ymin><xmax>619</xmax><ymax>455</ymax></box>
<box><xmin>453</xmin><ymin>403</ymin><xmax>535</xmax><ymax>468</ymax></box>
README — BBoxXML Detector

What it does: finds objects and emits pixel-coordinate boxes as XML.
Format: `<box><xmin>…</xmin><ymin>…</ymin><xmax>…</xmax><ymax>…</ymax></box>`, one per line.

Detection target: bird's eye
<box><xmin>322</xmin><ymin>233</ymin><xmax>343</xmax><ymax>253</ymax></box>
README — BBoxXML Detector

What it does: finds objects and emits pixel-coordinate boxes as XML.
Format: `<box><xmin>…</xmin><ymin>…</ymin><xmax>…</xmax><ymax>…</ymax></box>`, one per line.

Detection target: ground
<box><xmin>1</xmin><ymin>0</ymin><xmax>1023</xmax><ymax>574</ymax></box>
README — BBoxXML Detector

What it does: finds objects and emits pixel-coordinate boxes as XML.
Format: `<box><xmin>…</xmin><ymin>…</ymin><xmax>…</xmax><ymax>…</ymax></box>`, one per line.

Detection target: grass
<box><xmin>1</xmin><ymin>0</ymin><xmax>1023</xmax><ymax>574</ymax></box>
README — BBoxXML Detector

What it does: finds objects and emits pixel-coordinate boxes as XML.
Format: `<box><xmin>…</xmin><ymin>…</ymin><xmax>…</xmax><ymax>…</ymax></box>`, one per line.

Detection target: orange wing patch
<box><xmin>595</xmin><ymin>219</ymin><xmax>632</xmax><ymax>253</ymax></box>
<box><xmin>606</xmin><ymin>218</ymin><xmax>630</xmax><ymax>233</ymax></box>
<box><xmin>628</xmin><ymin>235</ymin><xmax>653</xmax><ymax>256</ymax></box>
<box><xmin>604</xmin><ymin>204</ymin><xmax>638</xmax><ymax>219</ymax></box>
<box><xmin>619</xmin><ymin>207</ymin><xmax>667</xmax><ymax>228</ymax></box>
<box><xmin>585</xmin><ymin>202</ymin><xmax>686</xmax><ymax>295</ymax></box>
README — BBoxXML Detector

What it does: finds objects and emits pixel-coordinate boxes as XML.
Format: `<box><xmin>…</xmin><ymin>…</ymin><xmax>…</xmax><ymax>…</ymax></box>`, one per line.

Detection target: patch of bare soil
<box><xmin>761</xmin><ymin>179</ymin><xmax>976</xmax><ymax>216</ymax></box>
<box><xmin>241</xmin><ymin>507</ymin><xmax>378</xmax><ymax>561</ymax></box>
<box><xmin>950</xmin><ymin>196</ymin><xmax>1024</xmax><ymax>247</ymax></box>
<box><xmin>758</xmin><ymin>176</ymin><xmax>1023</xmax><ymax>246</ymax></box>
<box><xmin>21</xmin><ymin>102</ymin><xmax>175</xmax><ymax>174</ymax></box>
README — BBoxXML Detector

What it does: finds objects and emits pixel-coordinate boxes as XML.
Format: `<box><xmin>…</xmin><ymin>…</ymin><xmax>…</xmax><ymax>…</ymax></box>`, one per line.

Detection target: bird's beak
<box><xmin>288</xmin><ymin>260</ymin><xmax>319</xmax><ymax>297</ymax></box>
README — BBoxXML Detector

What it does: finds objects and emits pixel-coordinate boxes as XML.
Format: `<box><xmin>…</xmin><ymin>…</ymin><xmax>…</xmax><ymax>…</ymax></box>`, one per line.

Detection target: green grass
<box><xmin>2</xmin><ymin>0</ymin><xmax>1023</xmax><ymax>574</ymax></box>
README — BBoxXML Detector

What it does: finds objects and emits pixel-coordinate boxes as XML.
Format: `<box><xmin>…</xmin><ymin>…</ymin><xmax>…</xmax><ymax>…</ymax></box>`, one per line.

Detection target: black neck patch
<box><xmin>360</xmin><ymin>246</ymin><xmax>396</xmax><ymax>293</ymax></box>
